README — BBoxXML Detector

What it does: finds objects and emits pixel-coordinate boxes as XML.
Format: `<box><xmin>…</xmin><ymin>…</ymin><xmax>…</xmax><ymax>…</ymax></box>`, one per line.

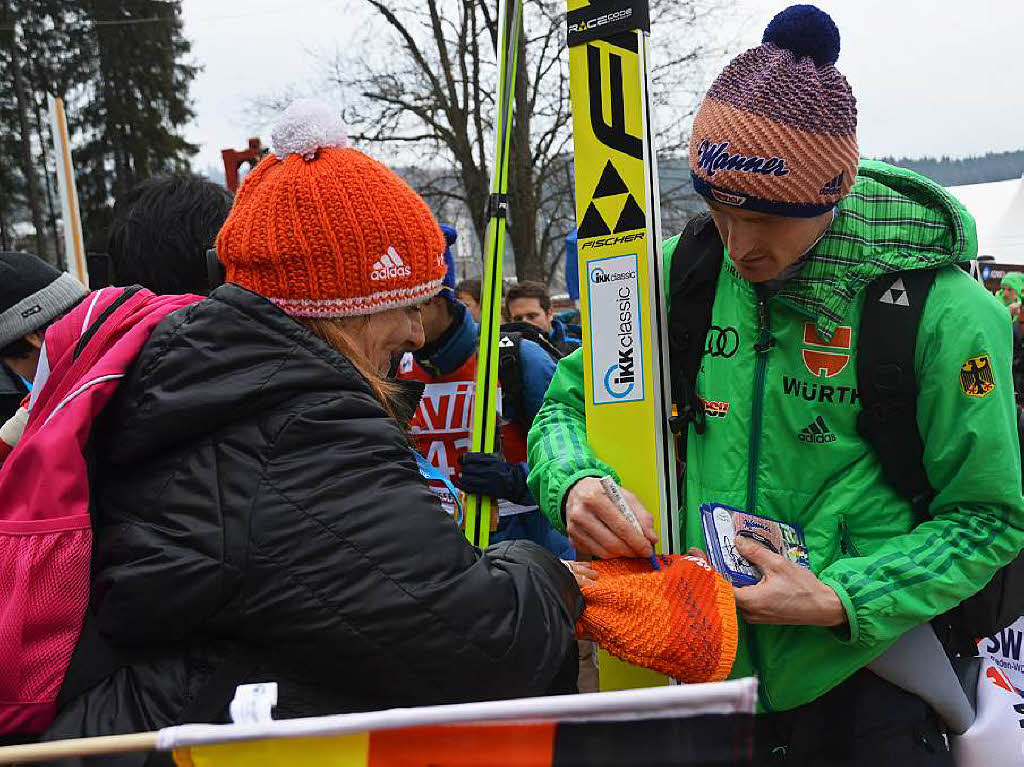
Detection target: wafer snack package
<box><xmin>700</xmin><ymin>503</ymin><xmax>810</xmax><ymax>587</ymax></box>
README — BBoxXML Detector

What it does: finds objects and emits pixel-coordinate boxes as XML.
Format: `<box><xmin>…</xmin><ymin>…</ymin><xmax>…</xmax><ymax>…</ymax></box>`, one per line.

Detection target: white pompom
<box><xmin>270</xmin><ymin>99</ymin><xmax>349</xmax><ymax>161</ymax></box>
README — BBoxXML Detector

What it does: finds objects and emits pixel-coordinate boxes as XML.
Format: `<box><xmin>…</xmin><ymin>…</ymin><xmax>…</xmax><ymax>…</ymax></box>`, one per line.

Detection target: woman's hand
<box><xmin>562</xmin><ymin>559</ymin><xmax>600</xmax><ymax>588</ymax></box>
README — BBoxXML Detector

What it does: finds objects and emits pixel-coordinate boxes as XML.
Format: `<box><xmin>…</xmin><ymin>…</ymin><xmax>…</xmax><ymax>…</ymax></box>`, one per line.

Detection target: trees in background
<box><xmin>0</xmin><ymin>0</ymin><xmax>198</xmax><ymax>262</ymax></box>
<box><xmin>879</xmin><ymin>150</ymin><xmax>1024</xmax><ymax>188</ymax></box>
<box><xmin>283</xmin><ymin>0</ymin><xmax>727</xmax><ymax>284</ymax></box>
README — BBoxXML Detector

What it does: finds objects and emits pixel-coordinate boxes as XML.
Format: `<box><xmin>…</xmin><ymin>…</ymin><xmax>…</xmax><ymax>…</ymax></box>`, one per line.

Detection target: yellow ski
<box><xmin>566</xmin><ymin>0</ymin><xmax>679</xmax><ymax>689</ymax></box>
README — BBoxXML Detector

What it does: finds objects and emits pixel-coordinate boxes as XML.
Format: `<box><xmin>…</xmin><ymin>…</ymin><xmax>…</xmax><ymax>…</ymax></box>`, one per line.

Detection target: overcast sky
<box><xmin>180</xmin><ymin>0</ymin><xmax>1024</xmax><ymax>174</ymax></box>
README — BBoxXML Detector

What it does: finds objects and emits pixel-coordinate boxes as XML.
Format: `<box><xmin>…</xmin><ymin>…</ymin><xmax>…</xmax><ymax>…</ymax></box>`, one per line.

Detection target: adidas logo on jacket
<box><xmin>799</xmin><ymin>416</ymin><xmax>835</xmax><ymax>444</ymax></box>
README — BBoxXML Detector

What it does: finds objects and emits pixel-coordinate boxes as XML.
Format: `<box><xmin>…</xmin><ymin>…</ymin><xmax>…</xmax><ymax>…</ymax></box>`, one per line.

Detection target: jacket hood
<box><xmin>102</xmin><ymin>283</ymin><xmax>376</xmax><ymax>464</ymax></box>
<box><xmin>767</xmin><ymin>159</ymin><xmax>978</xmax><ymax>340</ymax></box>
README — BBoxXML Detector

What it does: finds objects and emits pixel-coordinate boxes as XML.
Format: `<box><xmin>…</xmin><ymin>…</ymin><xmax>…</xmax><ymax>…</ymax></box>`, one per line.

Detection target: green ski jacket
<box><xmin>528</xmin><ymin>161</ymin><xmax>1024</xmax><ymax>712</ymax></box>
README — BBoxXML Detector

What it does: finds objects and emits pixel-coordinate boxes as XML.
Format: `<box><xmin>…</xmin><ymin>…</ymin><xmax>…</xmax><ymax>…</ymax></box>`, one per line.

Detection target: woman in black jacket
<box><xmin>45</xmin><ymin>100</ymin><xmax>582</xmax><ymax>757</ymax></box>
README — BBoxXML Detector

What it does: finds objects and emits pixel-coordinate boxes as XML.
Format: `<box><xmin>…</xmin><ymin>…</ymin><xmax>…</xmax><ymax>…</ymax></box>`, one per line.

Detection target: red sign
<box><xmin>802</xmin><ymin>323</ymin><xmax>852</xmax><ymax>378</ymax></box>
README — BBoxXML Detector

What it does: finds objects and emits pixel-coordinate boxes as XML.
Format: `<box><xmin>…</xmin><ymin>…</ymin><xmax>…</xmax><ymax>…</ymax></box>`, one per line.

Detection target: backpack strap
<box><xmin>73</xmin><ymin>286</ymin><xmax>143</xmax><ymax>360</ymax></box>
<box><xmin>497</xmin><ymin>330</ymin><xmax>526</xmax><ymax>426</ymax></box>
<box><xmin>856</xmin><ymin>269</ymin><xmax>939</xmax><ymax>521</ymax></box>
<box><xmin>666</xmin><ymin>212</ymin><xmax>725</xmax><ymax>448</ymax></box>
<box><xmin>500</xmin><ymin>321</ymin><xmax>565</xmax><ymax>364</ymax></box>
<box><xmin>497</xmin><ymin>322</ymin><xmax>564</xmax><ymax>427</ymax></box>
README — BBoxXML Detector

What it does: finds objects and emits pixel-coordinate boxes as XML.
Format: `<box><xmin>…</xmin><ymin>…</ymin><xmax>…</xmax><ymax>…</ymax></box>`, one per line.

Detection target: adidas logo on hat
<box><xmin>820</xmin><ymin>171</ymin><xmax>844</xmax><ymax>196</ymax></box>
<box><xmin>371</xmin><ymin>247</ymin><xmax>412</xmax><ymax>281</ymax></box>
<box><xmin>799</xmin><ymin>416</ymin><xmax>836</xmax><ymax>444</ymax></box>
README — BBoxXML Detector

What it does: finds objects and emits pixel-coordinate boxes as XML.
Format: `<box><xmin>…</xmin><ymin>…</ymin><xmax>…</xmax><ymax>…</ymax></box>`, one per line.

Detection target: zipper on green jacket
<box><xmin>746</xmin><ymin>290</ymin><xmax>775</xmax><ymax>712</ymax></box>
<box><xmin>746</xmin><ymin>293</ymin><xmax>774</xmax><ymax>511</ymax></box>
<box><xmin>838</xmin><ymin>516</ymin><xmax>860</xmax><ymax>557</ymax></box>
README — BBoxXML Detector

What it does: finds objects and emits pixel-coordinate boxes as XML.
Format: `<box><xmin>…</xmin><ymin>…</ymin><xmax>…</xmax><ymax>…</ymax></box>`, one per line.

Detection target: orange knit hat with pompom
<box><xmin>215</xmin><ymin>99</ymin><xmax>447</xmax><ymax>318</ymax></box>
<box><xmin>577</xmin><ymin>555</ymin><xmax>738</xmax><ymax>683</ymax></box>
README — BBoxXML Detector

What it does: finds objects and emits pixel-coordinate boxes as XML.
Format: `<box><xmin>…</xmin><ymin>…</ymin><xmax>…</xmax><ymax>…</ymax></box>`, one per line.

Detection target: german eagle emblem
<box><xmin>960</xmin><ymin>355</ymin><xmax>996</xmax><ymax>398</ymax></box>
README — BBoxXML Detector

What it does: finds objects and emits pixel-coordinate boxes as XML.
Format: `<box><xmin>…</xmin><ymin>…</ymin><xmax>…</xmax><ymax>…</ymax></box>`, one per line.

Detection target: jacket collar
<box><xmin>413</xmin><ymin>301</ymin><xmax>478</xmax><ymax>376</ymax></box>
<box><xmin>723</xmin><ymin>161</ymin><xmax>976</xmax><ymax>341</ymax></box>
<box><xmin>548</xmin><ymin>318</ymin><xmax>567</xmax><ymax>345</ymax></box>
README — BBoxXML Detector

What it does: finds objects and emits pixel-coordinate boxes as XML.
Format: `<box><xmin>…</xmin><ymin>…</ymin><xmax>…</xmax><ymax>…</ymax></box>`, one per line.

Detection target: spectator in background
<box><xmin>455</xmin><ymin>278</ymin><xmax>481</xmax><ymax>322</ymax></box>
<box><xmin>506</xmin><ymin>280</ymin><xmax>581</xmax><ymax>355</ymax></box>
<box><xmin>1001</xmin><ymin>272</ymin><xmax>1024</xmax><ymax>308</ymax></box>
<box><xmin>0</xmin><ymin>176</ymin><xmax>230</xmax><ymax>462</ymax></box>
<box><xmin>1001</xmin><ymin>273</ymin><xmax>1024</xmax><ymax>329</ymax></box>
<box><xmin>107</xmin><ymin>174</ymin><xmax>232</xmax><ymax>295</ymax></box>
<box><xmin>0</xmin><ymin>252</ymin><xmax>88</xmax><ymax>388</ymax></box>
<box><xmin>0</xmin><ymin>251</ymin><xmax>89</xmax><ymax>461</ymax></box>
<box><xmin>398</xmin><ymin>233</ymin><xmax>575</xmax><ymax>560</ymax></box>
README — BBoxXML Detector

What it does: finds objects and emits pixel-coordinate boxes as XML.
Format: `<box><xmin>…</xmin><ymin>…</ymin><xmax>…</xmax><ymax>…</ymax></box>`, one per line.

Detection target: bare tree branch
<box><xmin>247</xmin><ymin>0</ymin><xmax>736</xmax><ymax>285</ymax></box>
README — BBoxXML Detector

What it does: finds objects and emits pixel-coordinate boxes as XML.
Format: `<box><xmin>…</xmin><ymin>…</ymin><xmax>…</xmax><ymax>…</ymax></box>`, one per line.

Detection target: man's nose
<box><xmin>406</xmin><ymin>315</ymin><xmax>425</xmax><ymax>351</ymax></box>
<box><xmin>725</xmin><ymin>228</ymin><xmax>755</xmax><ymax>261</ymax></box>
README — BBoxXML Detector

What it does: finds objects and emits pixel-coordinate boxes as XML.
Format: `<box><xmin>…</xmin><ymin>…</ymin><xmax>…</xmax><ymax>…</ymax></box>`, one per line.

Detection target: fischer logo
<box><xmin>580</xmin><ymin>232</ymin><xmax>645</xmax><ymax>250</ymax></box>
<box><xmin>371</xmin><ymin>247</ymin><xmax>411</xmax><ymax>281</ymax></box>
<box><xmin>567</xmin><ymin>7</ymin><xmax>632</xmax><ymax>36</ymax></box>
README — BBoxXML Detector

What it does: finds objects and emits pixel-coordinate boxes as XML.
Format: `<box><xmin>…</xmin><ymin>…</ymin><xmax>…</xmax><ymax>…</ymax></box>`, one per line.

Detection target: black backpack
<box><xmin>497</xmin><ymin>321</ymin><xmax>565</xmax><ymax>424</ymax></box>
<box><xmin>666</xmin><ymin>213</ymin><xmax>1024</xmax><ymax>653</ymax></box>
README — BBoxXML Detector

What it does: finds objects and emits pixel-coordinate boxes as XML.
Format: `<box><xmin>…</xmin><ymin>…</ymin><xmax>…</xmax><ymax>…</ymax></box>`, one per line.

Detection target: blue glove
<box><xmin>458</xmin><ymin>453</ymin><xmax>537</xmax><ymax>506</ymax></box>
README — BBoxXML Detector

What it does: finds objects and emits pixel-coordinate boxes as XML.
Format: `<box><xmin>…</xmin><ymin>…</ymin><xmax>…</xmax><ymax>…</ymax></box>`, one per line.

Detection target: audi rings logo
<box><xmin>705</xmin><ymin>326</ymin><xmax>739</xmax><ymax>358</ymax></box>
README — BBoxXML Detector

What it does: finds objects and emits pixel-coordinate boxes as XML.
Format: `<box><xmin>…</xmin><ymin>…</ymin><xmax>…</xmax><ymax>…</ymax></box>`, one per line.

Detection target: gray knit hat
<box><xmin>0</xmin><ymin>252</ymin><xmax>89</xmax><ymax>350</ymax></box>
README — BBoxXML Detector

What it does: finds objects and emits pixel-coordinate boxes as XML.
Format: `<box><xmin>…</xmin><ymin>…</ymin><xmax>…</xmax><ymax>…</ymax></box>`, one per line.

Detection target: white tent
<box><xmin>949</xmin><ymin>174</ymin><xmax>1024</xmax><ymax>264</ymax></box>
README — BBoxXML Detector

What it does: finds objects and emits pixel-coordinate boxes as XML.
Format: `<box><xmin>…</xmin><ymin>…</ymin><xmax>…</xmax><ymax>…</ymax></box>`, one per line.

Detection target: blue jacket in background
<box><xmin>547</xmin><ymin>317</ymin><xmax>582</xmax><ymax>355</ymax></box>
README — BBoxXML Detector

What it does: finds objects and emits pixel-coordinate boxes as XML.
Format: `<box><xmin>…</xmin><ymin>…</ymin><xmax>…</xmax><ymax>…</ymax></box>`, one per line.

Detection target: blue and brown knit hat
<box><xmin>689</xmin><ymin>5</ymin><xmax>858</xmax><ymax>217</ymax></box>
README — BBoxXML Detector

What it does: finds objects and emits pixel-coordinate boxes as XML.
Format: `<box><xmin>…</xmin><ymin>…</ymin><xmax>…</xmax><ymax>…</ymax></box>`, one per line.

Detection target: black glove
<box><xmin>459</xmin><ymin>452</ymin><xmax>537</xmax><ymax>506</ymax></box>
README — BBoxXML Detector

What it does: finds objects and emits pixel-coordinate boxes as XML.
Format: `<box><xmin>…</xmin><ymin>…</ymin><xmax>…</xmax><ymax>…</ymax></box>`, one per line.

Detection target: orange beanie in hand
<box><xmin>577</xmin><ymin>555</ymin><xmax>738</xmax><ymax>683</ymax></box>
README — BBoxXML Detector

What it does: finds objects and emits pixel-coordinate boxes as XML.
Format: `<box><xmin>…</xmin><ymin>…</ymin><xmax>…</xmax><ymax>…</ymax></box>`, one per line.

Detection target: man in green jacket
<box><xmin>1000</xmin><ymin>272</ymin><xmax>1024</xmax><ymax>307</ymax></box>
<box><xmin>528</xmin><ymin>5</ymin><xmax>1024</xmax><ymax>763</ymax></box>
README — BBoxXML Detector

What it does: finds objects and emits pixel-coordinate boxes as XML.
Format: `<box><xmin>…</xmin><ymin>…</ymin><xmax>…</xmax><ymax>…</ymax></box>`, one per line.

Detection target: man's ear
<box><xmin>24</xmin><ymin>331</ymin><xmax>43</xmax><ymax>350</ymax></box>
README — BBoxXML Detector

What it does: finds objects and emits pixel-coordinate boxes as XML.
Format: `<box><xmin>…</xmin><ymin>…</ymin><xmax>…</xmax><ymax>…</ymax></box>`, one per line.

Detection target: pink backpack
<box><xmin>0</xmin><ymin>286</ymin><xmax>200</xmax><ymax>735</ymax></box>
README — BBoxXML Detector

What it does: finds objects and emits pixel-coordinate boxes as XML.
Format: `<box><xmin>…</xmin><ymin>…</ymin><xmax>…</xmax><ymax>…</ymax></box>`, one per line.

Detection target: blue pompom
<box><xmin>762</xmin><ymin>4</ymin><xmax>840</xmax><ymax>67</ymax></box>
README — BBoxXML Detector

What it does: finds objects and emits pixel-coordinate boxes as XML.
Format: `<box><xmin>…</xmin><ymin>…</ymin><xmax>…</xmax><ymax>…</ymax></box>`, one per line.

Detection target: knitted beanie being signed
<box><xmin>215</xmin><ymin>99</ymin><xmax>447</xmax><ymax>318</ymax></box>
<box><xmin>577</xmin><ymin>555</ymin><xmax>738</xmax><ymax>683</ymax></box>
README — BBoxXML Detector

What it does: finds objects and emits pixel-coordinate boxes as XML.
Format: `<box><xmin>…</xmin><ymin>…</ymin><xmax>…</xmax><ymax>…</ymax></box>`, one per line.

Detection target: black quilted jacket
<box><xmin>44</xmin><ymin>284</ymin><xmax>581</xmax><ymax>763</ymax></box>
